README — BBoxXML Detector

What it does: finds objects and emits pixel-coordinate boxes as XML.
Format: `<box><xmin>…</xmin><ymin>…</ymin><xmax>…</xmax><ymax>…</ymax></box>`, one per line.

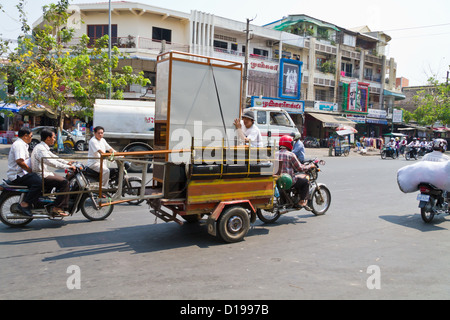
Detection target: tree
<box><xmin>402</xmin><ymin>73</ymin><xmax>450</xmax><ymax>126</ymax></box>
<box><xmin>0</xmin><ymin>0</ymin><xmax>150</xmax><ymax>131</ymax></box>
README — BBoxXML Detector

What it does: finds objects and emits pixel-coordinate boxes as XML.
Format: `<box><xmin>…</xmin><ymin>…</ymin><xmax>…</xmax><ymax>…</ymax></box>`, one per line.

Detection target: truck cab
<box><xmin>245</xmin><ymin>107</ymin><xmax>300</xmax><ymax>146</ymax></box>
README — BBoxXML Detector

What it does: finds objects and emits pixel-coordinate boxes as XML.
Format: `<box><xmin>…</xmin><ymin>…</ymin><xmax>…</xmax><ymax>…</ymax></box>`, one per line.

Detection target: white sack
<box><xmin>397</xmin><ymin>160</ymin><xmax>450</xmax><ymax>193</ymax></box>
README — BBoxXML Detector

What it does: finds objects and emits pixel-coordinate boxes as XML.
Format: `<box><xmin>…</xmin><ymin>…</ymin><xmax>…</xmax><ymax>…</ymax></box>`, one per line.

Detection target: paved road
<box><xmin>0</xmin><ymin>146</ymin><xmax>449</xmax><ymax>300</ymax></box>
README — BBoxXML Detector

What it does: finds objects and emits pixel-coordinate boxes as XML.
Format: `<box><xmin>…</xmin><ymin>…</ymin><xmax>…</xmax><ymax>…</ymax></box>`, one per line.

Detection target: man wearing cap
<box><xmin>233</xmin><ymin>110</ymin><xmax>263</xmax><ymax>147</ymax></box>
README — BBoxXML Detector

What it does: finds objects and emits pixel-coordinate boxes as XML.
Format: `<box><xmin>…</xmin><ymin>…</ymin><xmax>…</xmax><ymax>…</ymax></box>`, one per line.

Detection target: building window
<box><xmin>87</xmin><ymin>24</ymin><xmax>118</xmax><ymax>45</ymax></box>
<box><xmin>152</xmin><ymin>27</ymin><xmax>172</xmax><ymax>43</ymax></box>
<box><xmin>213</xmin><ymin>40</ymin><xmax>228</xmax><ymax>50</ymax></box>
<box><xmin>253</xmin><ymin>48</ymin><xmax>268</xmax><ymax>57</ymax></box>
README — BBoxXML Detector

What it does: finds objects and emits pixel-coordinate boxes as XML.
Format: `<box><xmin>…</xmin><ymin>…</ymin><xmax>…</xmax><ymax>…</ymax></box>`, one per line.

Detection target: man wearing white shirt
<box><xmin>87</xmin><ymin>126</ymin><xmax>116</xmax><ymax>187</ymax></box>
<box><xmin>7</xmin><ymin>127</ymin><xmax>42</xmax><ymax>216</ymax></box>
<box><xmin>31</xmin><ymin>128</ymin><xmax>76</xmax><ymax>216</ymax></box>
<box><xmin>233</xmin><ymin>110</ymin><xmax>263</xmax><ymax>147</ymax></box>
<box><xmin>422</xmin><ymin>139</ymin><xmax>449</xmax><ymax>162</ymax></box>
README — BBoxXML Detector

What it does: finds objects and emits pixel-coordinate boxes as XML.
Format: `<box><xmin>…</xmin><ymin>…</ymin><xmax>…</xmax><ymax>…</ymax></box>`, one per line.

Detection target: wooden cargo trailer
<box><xmin>99</xmin><ymin>52</ymin><xmax>277</xmax><ymax>242</ymax></box>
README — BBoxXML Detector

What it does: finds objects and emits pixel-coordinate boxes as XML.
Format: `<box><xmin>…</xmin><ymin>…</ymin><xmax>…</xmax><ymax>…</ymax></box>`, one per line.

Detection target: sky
<box><xmin>1</xmin><ymin>0</ymin><xmax>449</xmax><ymax>86</ymax></box>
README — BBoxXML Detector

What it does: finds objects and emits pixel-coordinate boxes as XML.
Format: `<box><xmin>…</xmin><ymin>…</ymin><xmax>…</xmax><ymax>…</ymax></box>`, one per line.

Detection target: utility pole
<box><xmin>108</xmin><ymin>0</ymin><xmax>112</xmax><ymax>99</ymax></box>
<box><xmin>242</xmin><ymin>18</ymin><xmax>253</xmax><ymax>110</ymax></box>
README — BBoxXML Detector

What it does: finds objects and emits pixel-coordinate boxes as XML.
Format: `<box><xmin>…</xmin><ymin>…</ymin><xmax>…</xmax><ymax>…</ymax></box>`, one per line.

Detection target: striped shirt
<box><xmin>276</xmin><ymin>148</ymin><xmax>308</xmax><ymax>183</ymax></box>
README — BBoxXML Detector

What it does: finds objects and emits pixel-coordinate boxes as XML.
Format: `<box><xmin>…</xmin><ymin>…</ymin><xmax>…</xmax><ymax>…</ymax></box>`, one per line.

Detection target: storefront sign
<box><xmin>314</xmin><ymin>101</ymin><xmax>338</xmax><ymax>112</ymax></box>
<box><xmin>392</xmin><ymin>109</ymin><xmax>403</xmax><ymax>123</ymax></box>
<box><xmin>346</xmin><ymin>114</ymin><xmax>366</xmax><ymax>123</ymax></box>
<box><xmin>249</xmin><ymin>59</ymin><xmax>279</xmax><ymax>74</ymax></box>
<box><xmin>251</xmin><ymin>96</ymin><xmax>304</xmax><ymax>114</ymax></box>
<box><xmin>367</xmin><ymin>109</ymin><xmax>387</xmax><ymax>119</ymax></box>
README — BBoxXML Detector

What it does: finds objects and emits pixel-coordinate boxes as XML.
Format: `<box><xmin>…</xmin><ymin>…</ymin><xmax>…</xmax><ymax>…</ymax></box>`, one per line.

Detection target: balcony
<box><xmin>64</xmin><ymin>36</ymin><xmax>189</xmax><ymax>54</ymax></box>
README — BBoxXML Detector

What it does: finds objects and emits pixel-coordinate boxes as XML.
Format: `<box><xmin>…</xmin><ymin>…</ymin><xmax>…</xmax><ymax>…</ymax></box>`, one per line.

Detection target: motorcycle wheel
<box><xmin>405</xmin><ymin>152</ymin><xmax>411</xmax><ymax>160</ymax></box>
<box><xmin>309</xmin><ymin>185</ymin><xmax>331</xmax><ymax>216</ymax></box>
<box><xmin>421</xmin><ymin>200</ymin><xmax>435</xmax><ymax>223</ymax></box>
<box><xmin>0</xmin><ymin>193</ymin><xmax>33</xmax><ymax>227</ymax></box>
<box><xmin>122</xmin><ymin>176</ymin><xmax>144</xmax><ymax>205</ymax></box>
<box><xmin>381</xmin><ymin>151</ymin><xmax>386</xmax><ymax>159</ymax></box>
<box><xmin>256</xmin><ymin>194</ymin><xmax>281</xmax><ymax>223</ymax></box>
<box><xmin>80</xmin><ymin>193</ymin><xmax>114</xmax><ymax>221</ymax></box>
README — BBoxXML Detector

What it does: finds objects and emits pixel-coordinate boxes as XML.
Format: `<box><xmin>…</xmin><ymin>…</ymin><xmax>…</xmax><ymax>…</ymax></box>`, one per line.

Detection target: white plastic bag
<box><xmin>397</xmin><ymin>160</ymin><xmax>450</xmax><ymax>193</ymax></box>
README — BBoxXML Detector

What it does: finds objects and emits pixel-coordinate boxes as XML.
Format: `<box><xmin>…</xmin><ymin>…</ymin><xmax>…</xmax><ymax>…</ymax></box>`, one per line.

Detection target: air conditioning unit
<box><xmin>266</xmin><ymin>40</ymin><xmax>275</xmax><ymax>47</ymax></box>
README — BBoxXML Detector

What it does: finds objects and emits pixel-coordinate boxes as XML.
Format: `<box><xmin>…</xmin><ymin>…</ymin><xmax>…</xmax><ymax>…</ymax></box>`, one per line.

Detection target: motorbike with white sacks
<box><xmin>397</xmin><ymin>139</ymin><xmax>450</xmax><ymax>223</ymax></box>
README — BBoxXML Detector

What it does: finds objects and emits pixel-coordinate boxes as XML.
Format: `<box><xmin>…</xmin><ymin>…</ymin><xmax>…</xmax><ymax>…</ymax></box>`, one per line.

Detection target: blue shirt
<box><xmin>292</xmin><ymin>140</ymin><xmax>305</xmax><ymax>162</ymax></box>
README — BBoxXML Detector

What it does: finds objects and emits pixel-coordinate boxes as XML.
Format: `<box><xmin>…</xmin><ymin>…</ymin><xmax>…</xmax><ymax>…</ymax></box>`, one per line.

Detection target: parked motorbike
<box><xmin>405</xmin><ymin>146</ymin><xmax>418</xmax><ymax>161</ymax></box>
<box><xmin>417</xmin><ymin>182</ymin><xmax>449</xmax><ymax>223</ymax></box>
<box><xmin>256</xmin><ymin>158</ymin><xmax>331</xmax><ymax>223</ymax></box>
<box><xmin>0</xmin><ymin>163</ymin><xmax>114</xmax><ymax>227</ymax></box>
<box><xmin>381</xmin><ymin>145</ymin><xmax>397</xmax><ymax>159</ymax></box>
<box><xmin>83</xmin><ymin>160</ymin><xmax>144</xmax><ymax>205</ymax></box>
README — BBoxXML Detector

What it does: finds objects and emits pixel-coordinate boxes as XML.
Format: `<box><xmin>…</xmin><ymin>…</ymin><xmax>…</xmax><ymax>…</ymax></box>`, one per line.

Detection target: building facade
<box><xmin>30</xmin><ymin>2</ymin><xmax>406</xmax><ymax>140</ymax></box>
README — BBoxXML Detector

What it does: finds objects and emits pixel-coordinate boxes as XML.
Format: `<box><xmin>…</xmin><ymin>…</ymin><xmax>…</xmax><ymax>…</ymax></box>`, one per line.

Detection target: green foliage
<box><xmin>404</xmin><ymin>75</ymin><xmax>450</xmax><ymax>126</ymax></box>
<box><xmin>0</xmin><ymin>0</ymin><xmax>150</xmax><ymax>123</ymax></box>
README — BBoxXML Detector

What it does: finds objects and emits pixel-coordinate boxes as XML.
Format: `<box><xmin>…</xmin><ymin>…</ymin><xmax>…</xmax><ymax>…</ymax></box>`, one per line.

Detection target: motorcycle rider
<box><xmin>276</xmin><ymin>135</ymin><xmax>315</xmax><ymax>209</ymax></box>
<box><xmin>407</xmin><ymin>137</ymin><xmax>420</xmax><ymax>157</ymax></box>
<box><xmin>30</xmin><ymin>128</ymin><xmax>76</xmax><ymax>216</ymax></box>
<box><xmin>233</xmin><ymin>110</ymin><xmax>263</xmax><ymax>147</ymax></box>
<box><xmin>399</xmin><ymin>136</ymin><xmax>408</xmax><ymax>155</ymax></box>
<box><xmin>6</xmin><ymin>127</ymin><xmax>42</xmax><ymax>216</ymax></box>
<box><xmin>87</xmin><ymin>126</ymin><xmax>116</xmax><ymax>188</ymax></box>
<box><xmin>421</xmin><ymin>138</ymin><xmax>449</xmax><ymax>162</ymax></box>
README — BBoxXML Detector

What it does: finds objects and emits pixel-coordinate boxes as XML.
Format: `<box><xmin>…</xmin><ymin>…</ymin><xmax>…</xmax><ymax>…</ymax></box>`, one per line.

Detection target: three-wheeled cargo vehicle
<box><xmin>96</xmin><ymin>51</ymin><xmax>281</xmax><ymax>242</ymax></box>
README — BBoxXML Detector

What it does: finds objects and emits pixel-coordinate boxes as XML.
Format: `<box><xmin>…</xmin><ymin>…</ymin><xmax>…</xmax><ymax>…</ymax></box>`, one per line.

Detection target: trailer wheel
<box><xmin>217</xmin><ymin>206</ymin><xmax>250</xmax><ymax>243</ymax></box>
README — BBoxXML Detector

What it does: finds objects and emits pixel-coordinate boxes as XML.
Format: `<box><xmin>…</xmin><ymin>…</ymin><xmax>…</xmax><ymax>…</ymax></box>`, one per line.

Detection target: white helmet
<box><xmin>432</xmin><ymin>138</ymin><xmax>447</xmax><ymax>151</ymax></box>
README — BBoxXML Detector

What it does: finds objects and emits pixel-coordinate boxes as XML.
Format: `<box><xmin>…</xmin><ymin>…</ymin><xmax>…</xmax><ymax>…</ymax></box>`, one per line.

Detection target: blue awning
<box><xmin>383</xmin><ymin>89</ymin><xmax>406</xmax><ymax>101</ymax></box>
<box><xmin>0</xmin><ymin>102</ymin><xmax>21</xmax><ymax>113</ymax></box>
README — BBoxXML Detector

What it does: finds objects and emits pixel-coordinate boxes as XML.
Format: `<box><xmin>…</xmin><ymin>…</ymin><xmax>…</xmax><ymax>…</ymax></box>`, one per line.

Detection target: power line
<box><xmin>384</xmin><ymin>22</ymin><xmax>450</xmax><ymax>32</ymax></box>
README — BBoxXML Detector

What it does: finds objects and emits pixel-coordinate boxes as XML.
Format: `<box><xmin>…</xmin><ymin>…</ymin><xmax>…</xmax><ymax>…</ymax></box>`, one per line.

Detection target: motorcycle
<box><xmin>0</xmin><ymin>162</ymin><xmax>114</xmax><ymax>227</ymax></box>
<box><xmin>381</xmin><ymin>145</ymin><xmax>397</xmax><ymax>159</ymax></box>
<box><xmin>405</xmin><ymin>146</ymin><xmax>418</xmax><ymax>161</ymax></box>
<box><xmin>418</xmin><ymin>146</ymin><xmax>432</xmax><ymax>157</ymax></box>
<box><xmin>256</xmin><ymin>158</ymin><xmax>331</xmax><ymax>223</ymax></box>
<box><xmin>417</xmin><ymin>182</ymin><xmax>449</xmax><ymax>223</ymax></box>
<box><xmin>83</xmin><ymin>160</ymin><xmax>144</xmax><ymax>205</ymax></box>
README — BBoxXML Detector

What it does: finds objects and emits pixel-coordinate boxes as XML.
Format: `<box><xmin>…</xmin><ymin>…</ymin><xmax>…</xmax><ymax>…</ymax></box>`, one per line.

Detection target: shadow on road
<box><xmin>0</xmin><ymin>214</ymin><xmax>308</xmax><ymax>262</ymax></box>
<box><xmin>379</xmin><ymin>212</ymin><xmax>449</xmax><ymax>232</ymax></box>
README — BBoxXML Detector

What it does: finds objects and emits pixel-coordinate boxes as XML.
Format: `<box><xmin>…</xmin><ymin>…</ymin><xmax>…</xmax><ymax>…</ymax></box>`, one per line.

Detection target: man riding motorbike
<box><xmin>422</xmin><ymin>138</ymin><xmax>449</xmax><ymax>162</ymax></box>
<box><xmin>276</xmin><ymin>135</ymin><xmax>315</xmax><ymax>209</ymax></box>
<box><xmin>6</xmin><ymin>127</ymin><xmax>42</xmax><ymax>216</ymax></box>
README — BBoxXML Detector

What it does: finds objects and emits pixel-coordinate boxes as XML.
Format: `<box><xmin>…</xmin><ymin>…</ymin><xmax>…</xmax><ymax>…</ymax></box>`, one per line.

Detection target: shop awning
<box><xmin>383</xmin><ymin>89</ymin><xmax>406</xmax><ymax>101</ymax></box>
<box><xmin>0</xmin><ymin>102</ymin><xmax>21</xmax><ymax>113</ymax></box>
<box><xmin>308</xmin><ymin>112</ymin><xmax>356</xmax><ymax>128</ymax></box>
<box><xmin>19</xmin><ymin>104</ymin><xmax>57</xmax><ymax>119</ymax></box>
<box><xmin>274</xmin><ymin>17</ymin><xmax>340</xmax><ymax>32</ymax></box>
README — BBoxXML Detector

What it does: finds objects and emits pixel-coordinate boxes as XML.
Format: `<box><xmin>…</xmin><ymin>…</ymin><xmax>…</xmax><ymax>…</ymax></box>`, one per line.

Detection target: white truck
<box><xmin>93</xmin><ymin>99</ymin><xmax>155</xmax><ymax>152</ymax></box>
<box><xmin>93</xmin><ymin>99</ymin><xmax>155</xmax><ymax>171</ymax></box>
<box><xmin>245</xmin><ymin>107</ymin><xmax>300</xmax><ymax>146</ymax></box>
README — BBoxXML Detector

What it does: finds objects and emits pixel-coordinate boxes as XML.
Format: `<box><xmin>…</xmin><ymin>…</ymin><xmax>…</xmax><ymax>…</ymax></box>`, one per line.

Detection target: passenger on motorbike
<box><xmin>6</xmin><ymin>127</ymin><xmax>42</xmax><ymax>216</ymax></box>
<box><xmin>422</xmin><ymin>139</ymin><xmax>449</xmax><ymax>162</ymax></box>
<box><xmin>399</xmin><ymin>136</ymin><xmax>407</xmax><ymax>155</ymax></box>
<box><xmin>276</xmin><ymin>135</ymin><xmax>315</xmax><ymax>209</ymax></box>
<box><xmin>87</xmin><ymin>126</ymin><xmax>116</xmax><ymax>188</ymax></box>
<box><xmin>291</xmin><ymin>132</ymin><xmax>306</xmax><ymax>163</ymax></box>
<box><xmin>30</xmin><ymin>128</ymin><xmax>76</xmax><ymax>216</ymax></box>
